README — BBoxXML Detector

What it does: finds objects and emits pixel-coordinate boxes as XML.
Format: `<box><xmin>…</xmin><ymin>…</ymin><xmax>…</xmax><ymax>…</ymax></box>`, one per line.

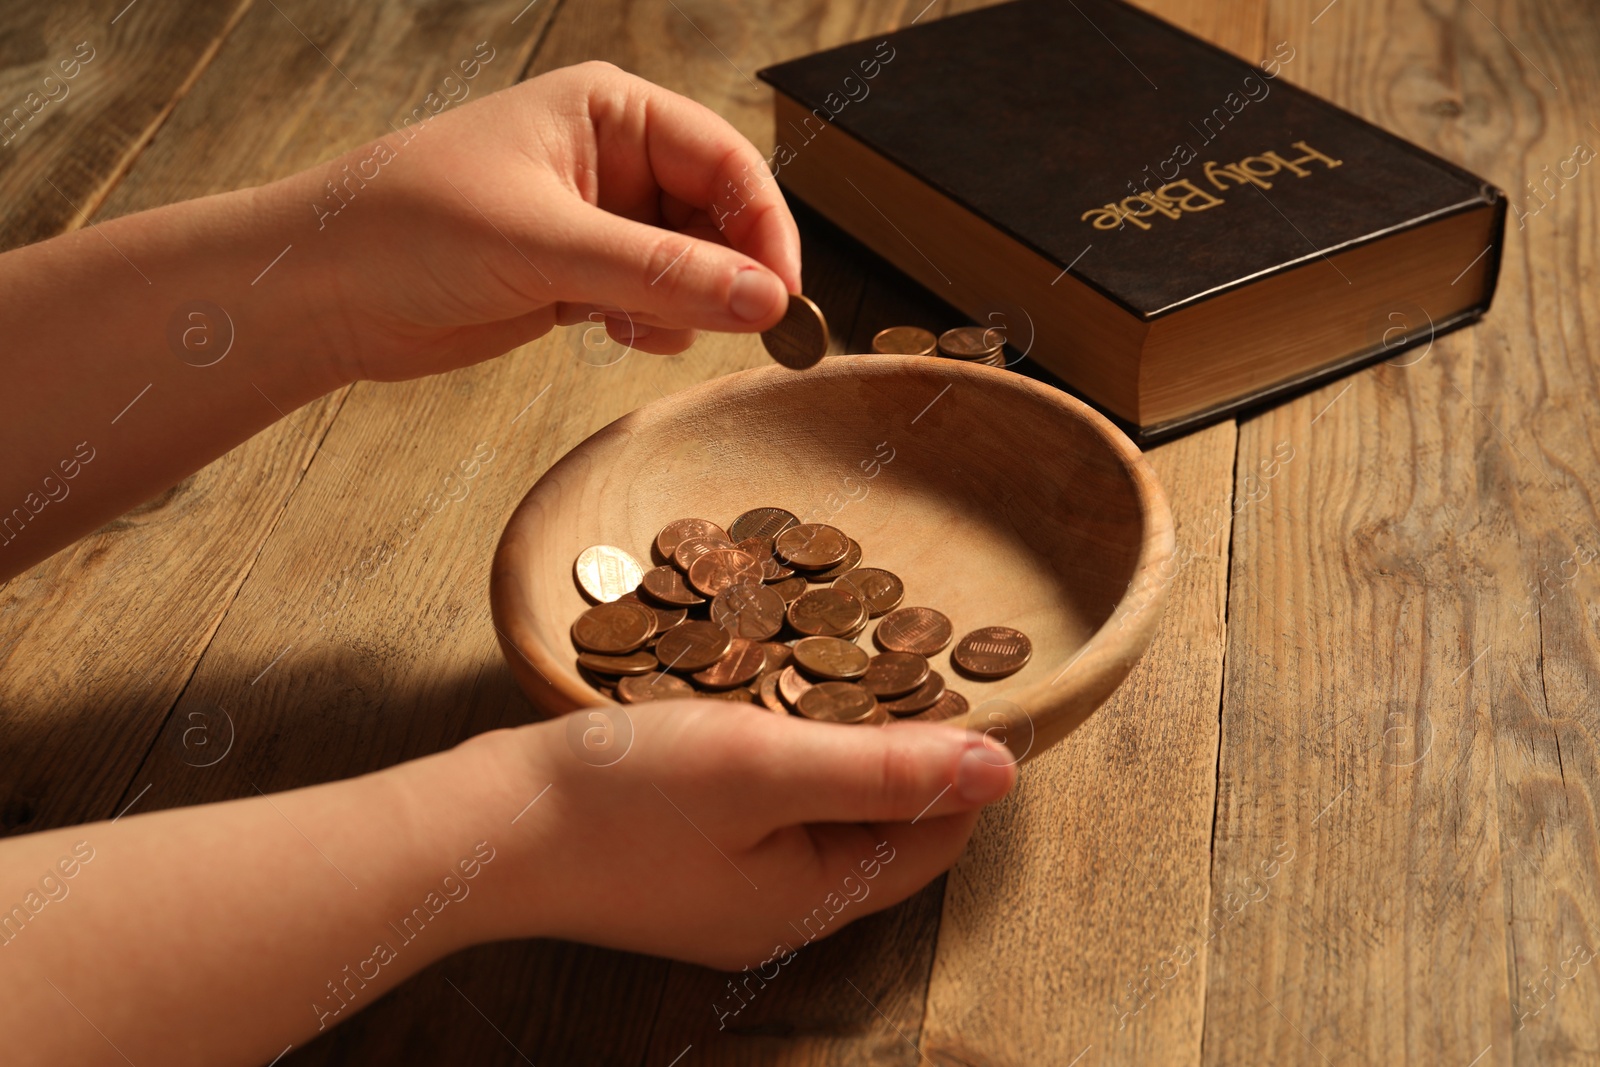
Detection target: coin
<box><xmin>879</xmin><ymin>670</ymin><xmax>947</xmax><ymax>715</ymax></box>
<box><xmin>736</xmin><ymin>536</ymin><xmax>794</xmax><ymax>581</ymax></box>
<box><xmin>788</xmin><ymin>587</ymin><xmax>867</xmax><ymax>637</ymax></box>
<box><xmin>938</xmin><ymin>325</ymin><xmax>1004</xmax><ymax>360</ymax></box>
<box><xmin>792</xmin><ymin>635</ymin><xmax>871</xmax><ymax>680</ymax></box>
<box><xmin>729</xmin><ymin>507</ymin><xmax>800</xmax><ymax>542</ymax></box>
<box><xmin>710</xmin><ymin>582</ymin><xmax>787</xmax><ymax>641</ymax></box>
<box><xmin>761</xmin><ymin>292</ymin><xmax>828</xmax><ymax>370</ymax></box>
<box><xmin>901</xmin><ymin>689</ymin><xmax>968</xmax><ymax>723</ymax></box>
<box><xmin>687</xmin><ymin>548</ymin><xmax>764</xmax><ymax>598</ymax></box>
<box><xmin>760</xmin><ymin>641</ymin><xmax>794</xmax><ymax>674</ymax></box>
<box><xmin>802</xmin><ymin>537</ymin><xmax>861</xmax><ymax>581</ymax></box>
<box><xmin>654</xmin><ymin>620</ymin><xmax>732</xmax><ymax>672</ymax></box>
<box><xmin>777</xmin><ymin>665</ymin><xmax>814</xmax><ymax>709</ymax></box>
<box><xmin>952</xmin><ymin>626</ymin><xmax>1033</xmax><ymax>678</ymax></box>
<box><xmin>874</xmin><ymin>606</ymin><xmax>953</xmax><ymax>655</ymax></box>
<box><xmin>700</xmin><ymin>686</ymin><xmax>758</xmax><ymax>704</ymax></box>
<box><xmin>572</xmin><ymin>602</ymin><xmax>655</xmax><ymax>654</ymax></box>
<box><xmin>655</xmin><ymin>518</ymin><xmax>729</xmax><ymax>562</ymax></box>
<box><xmin>640</xmin><ymin>565</ymin><xmax>706</xmax><ymax>607</ymax></box>
<box><xmin>770</xmin><ymin>574</ymin><xmax>809</xmax><ymax>603</ymax></box>
<box><xmin>872</xmin><ymin>325</ymin><xmax>938</xmax><ymax>357</ymax></box>
<box><xmin>576</xmin><ymin>650</ymin><xmax>659</xmax><ymax>676</ymax></box>
<box><xmin>672</xmin><ymin>534</ymin><xmax>738</xmax><ymax>572</ymax></box>
<box><xmin>618</xmin><ymin>591</ymin><xmax>685</xmax><ymax>635</ymax></box>
<box><xmin>758</xmin><ymin>670</ymin><xmax>788</xmax><ymax>712</ymax></box>
<box><xmin>774</xmin><ymin>523</ymin><xmax>852</xmax><ymax>569</ymax></box>
<box><xmin>691</xmin><ymin>637</ymin><xmax>766</xmax><ymax>689</ymax></box>
<box><xmin>860</xmin><ymin>651</ymin><xmax>930</xmax><ymax>698</ymax></box>
<box><xmin>833</xmin><ymin>567</ymin><xmax>904</xmax><ymax>617</ymax></box>
<box><xmin>573</xmin><ymin>545</ymin><xmax>644</xmax><ymax>604</ymax></box>
<box><xmin>797</xmin><ymin>682</ymin><xmax>882</xmax><ymax>724</ymax></box>
<box><xmin>616</xmin><ymin>673</ymin><xmax>696</xmax><ymax>704</ymax></box>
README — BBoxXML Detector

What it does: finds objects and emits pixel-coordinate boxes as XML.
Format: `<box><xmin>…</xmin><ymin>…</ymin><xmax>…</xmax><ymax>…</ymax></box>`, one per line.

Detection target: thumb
<box><xmin>546</xmin><ymin>205</ymin><xmax>790</xmax><ymax>332</ymax></box>
<box><xmin>737</xmin><ymin>718</ymin><xmax>1018</xmax><ymax>827</ymax></box>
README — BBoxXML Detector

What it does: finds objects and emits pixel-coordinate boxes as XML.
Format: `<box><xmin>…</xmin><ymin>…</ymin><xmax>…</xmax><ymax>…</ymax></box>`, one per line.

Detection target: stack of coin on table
<box><xmin>567</xmin><ymin>508</ymin><xmax>1033</xmax><ymax>727</ymax></box>
<box><xmin>871</xmin><ymin>324</ymin><xmax>1007</xmax><ymax>367</ymax></box>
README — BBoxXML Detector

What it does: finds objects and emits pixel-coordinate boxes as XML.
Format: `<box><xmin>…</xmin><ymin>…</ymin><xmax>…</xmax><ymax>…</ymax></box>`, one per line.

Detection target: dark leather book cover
<box><xmin>758</xmin><ymin>0</ymin><xmax>1504</xmax><ymax>322</ymax></box>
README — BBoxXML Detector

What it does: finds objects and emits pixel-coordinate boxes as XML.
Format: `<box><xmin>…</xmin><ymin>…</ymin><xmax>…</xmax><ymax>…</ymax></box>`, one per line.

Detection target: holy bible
<box><xmin>757</xmin><ymin>0</ymin><xmax>1505</xmax><ymax>439</ymax></box>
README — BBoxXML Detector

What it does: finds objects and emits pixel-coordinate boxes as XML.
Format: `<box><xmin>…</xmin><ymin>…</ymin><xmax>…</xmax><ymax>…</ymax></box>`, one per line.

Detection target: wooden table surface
<box><xmin>2</xmin><ymin>0</ymin><xmax>1594</xmax><ymax>1063</ymax></box>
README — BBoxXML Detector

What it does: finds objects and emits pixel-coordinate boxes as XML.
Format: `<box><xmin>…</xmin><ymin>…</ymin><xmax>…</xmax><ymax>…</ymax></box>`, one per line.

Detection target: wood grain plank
<box><xmin>912</xmin><ymin>3</ymin><xmax>1259</xmax><ymax>1064</ymax></box>
<box><xmin>0</xmin><ymin>0</ymin><xmax>251</xmax><ymax>252</ymax></box>
<box><xmin>1203</xmin><ymin>0</ymin><xmax>1600</xmax><ymax>1063</ymax></box>
<box><xmin>918</xmin><ymin>421</ymin><xmax>1237</xmax><ymax>1067</ymax></box>
<box><xmin>0</xmin><ymin>0</ymin><xmax>558</xmax><ymax>844</ymax></box>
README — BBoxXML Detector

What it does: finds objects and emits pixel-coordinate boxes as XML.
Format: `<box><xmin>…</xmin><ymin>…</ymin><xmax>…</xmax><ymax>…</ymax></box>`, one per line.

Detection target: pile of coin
<box><xmin>567</xmin><ymin>509</ymin><xmax>1033</xmax><ymax>726</ymax></box>
<box><xmin>872</xmin><ymin>325</ymin><xmax>1007</xmax><ymax>367</ymax></box>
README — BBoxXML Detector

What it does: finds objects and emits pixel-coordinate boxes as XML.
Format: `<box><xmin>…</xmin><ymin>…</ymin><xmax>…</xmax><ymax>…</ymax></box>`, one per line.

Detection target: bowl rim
<box><xmin>490</xmin><ymin>354</ymin><xmax>1176</xmax><ymax>758</ymax></box>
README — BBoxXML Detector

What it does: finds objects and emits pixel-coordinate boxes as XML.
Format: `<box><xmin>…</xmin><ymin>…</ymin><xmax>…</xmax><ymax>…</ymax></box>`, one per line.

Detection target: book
<box><xmin>756</xmin><ymin>0</ymin><xmax>1506</xmax><ymax>440</ymax></box>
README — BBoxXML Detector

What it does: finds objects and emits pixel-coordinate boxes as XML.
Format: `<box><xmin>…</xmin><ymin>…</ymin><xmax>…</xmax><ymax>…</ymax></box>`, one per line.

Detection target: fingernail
<box><xmin>956</xmin><ymin>742</ymin><xmax>1015</xmax><ymax>804</ymax></box>
<box><xmin>729</xmin><ymin>268</ymin><xmax>783</xmax><ymax>323</ymax></box>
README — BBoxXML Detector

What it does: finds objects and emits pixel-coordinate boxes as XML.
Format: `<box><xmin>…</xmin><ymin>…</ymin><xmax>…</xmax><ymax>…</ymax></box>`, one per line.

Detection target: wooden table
<box><xmin>2</xmin><ymin>0</ymin><xmax>1593</xmax><ymax>1063</ymax></box>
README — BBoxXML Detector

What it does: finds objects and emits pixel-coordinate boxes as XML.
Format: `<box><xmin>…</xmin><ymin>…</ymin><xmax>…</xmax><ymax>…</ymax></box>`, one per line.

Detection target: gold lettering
<box><xmin>1157</xmin><ymin>179</ymin><xmax>1224</xmax><ymax>213</ymax></box>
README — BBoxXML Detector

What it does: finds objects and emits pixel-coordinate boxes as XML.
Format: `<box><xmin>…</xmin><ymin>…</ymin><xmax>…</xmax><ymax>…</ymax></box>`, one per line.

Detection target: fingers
<box><xmin>585</xmin><ymin>68</ymin><xmax>802</xmax><ymax>291</ymax></box>
<box><xmin>734</xmin><ymin>717</ymin><xmax>1018</xmax><ymax>828</ymax></box>
<box><xmin>545</xmin><ymin>206</ymin><xmax>789</xmax><ymax>332</ymax></box>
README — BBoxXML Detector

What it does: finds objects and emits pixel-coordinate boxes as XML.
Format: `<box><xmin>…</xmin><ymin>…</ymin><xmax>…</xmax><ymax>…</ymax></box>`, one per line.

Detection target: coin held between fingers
<box><xmin>761</xmin><ymin>293</ymin><xmax>828</xmax><ymax>369</ymax></box>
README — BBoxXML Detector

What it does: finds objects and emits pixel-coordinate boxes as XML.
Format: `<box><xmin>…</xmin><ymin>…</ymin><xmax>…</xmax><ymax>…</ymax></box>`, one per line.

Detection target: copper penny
<box><xmin>874</xmin><ymin>606</ymin><xmax>953</xmax><ymax>655</ymax></box>
<box><xmin>937</xmin><ymin>325</ymin><xmax>1004</xmax><ymax>360</ymax></box>
<box><xmin>736</xmin><ymin>536</ymin><xmax>794</xmax><ymax>581</ymax></box>
<box><xmin>758</xmin><ymin>670</ymin><xmax>788</xmax><ymax>713</ymax></box>
<box><xmin>576</xmin><ymin>649</ymin><xmax>659</xmax><ymax>676</ymax></box>
<box><xmin>833</xmin><ymin>567</ymin><xmax>905</xmax><ymax>618</ymax></box>
<box><xmin>898</xmin><ymin>689</ymin><xmax>969</xmax><ymax>724</ymax></box>
<box><xmin>774</xmin><ymin>523</ymin><xmax>852</xmax><ymax>569</ymax></box>
<box><xmin>760</xmin><ymin>641</ymin><xmax>795</xmax><ymax>674</ymax></box>
<box><xmin>573</xmin><ymin>545</ymin><xmax>644</xmax><ymax>604</ymax></box>
<box><xmin>777</xmin><ymin>665</ymin><xmax>814</xmax><ymax>709</ymax></box>
<box><xmin>793</xmin><ymin>636</ymin><xmax>871</xmax><ymax>680</ymax></box>
<box><xmin>770</xmin><ymin>575</ymin><xmax>810</xmax><ymax>603</ymax></box>
<box><xmin>802</xmin><ymin>537</ymin><xmax>861</xmax><ymax>582</ymax></box>
<box><xmin>687</xmin><ymin>548</ymin><xmax>764</xmax><ymax>598</ymax></box>
<box><xmin>872</xmin><ymin>325</ymin><xmax>938</xmax><ymax>357</ymax></box>
<box><xmin>797</xmin><ymin>681</ymin><xmax>881</xmax><ymax>724</ymax></box>
<box><xmin>952</xmin><ymin>626</ymin><xmax>1034</xmax><ymax>679</ymax></box>
<box><xmin>655</xmin><ymin>518</ymin><xmax>729</xmax><ymax>562</ymax></box>
<box><xmin>860</xmin><ymin>651</ymin><xmax>930</xmax><ymax>698</ymax></box>
<box><xmin>792</xmin><ymin>636</ymin><xmax>871</xmax><ymax>681</ymax></box>
<box><xmin>618</xmin><ymin>591</ymin><xmax>685</xmax><ymax>635</ymax></box>
<box><xmin>616</xmin><ymin>673</ymin><xmax>696</xmax><ymax>704</ymax></box>
<box><xmin>691</xmin><ymin>638</ymin><xmax>766</xmax><ymax>689</ymax></box>
<box><xmin>654</xmin><ymin>620</ymin><xmax>732</xmax><ymax>672</ymax></box>
<box><xmin>729</xmin><ymin>507</ymin><xmax>800</xmax><ymax>542</ymax></box>
<box><xmin>571</xmin><ymin>602</ymin><xmax>655</xmax><ymax>654</ymax></box>
<box><xmin>640</xmin><ymin>565</ymin><xmax>706</xmax><ymax>607</ymax></box>
<box><xmin>879</xmin><ymin>670</ymin><xmax>947</xmax><ymax>715</ymax></box>
<box><xmin>761</xmin><ymin>292</ymin><xmax>828</xmax><ymax>370</ymax></box>
<box><xmin>699</xmin><ymin>686</ymin><xmax>759</xmax><ymax>704</ymax></box>
<box><xmin>787</xmin><ymin>587</ymin><xmax>867</xmax><ymax>637</ymax></box>
<box><xmin>710</xmin><ymin>582</ymin><xmax>787</xmax><ymax>641</ymax></box>
<box><xmin>672</xmin><ymin>534</ymin><xmax>738</xmax><ymax>573</ymax></box>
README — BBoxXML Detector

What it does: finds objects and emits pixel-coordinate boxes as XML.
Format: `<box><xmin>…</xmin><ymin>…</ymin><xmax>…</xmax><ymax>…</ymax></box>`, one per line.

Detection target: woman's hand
<box><xmin>277</xmin><ymin>61</ymin><xmax>802</xmax><ymax>383</ymax></box>
<box><xmin>472</xmin><ymin>701</ymin><xmax>1018</xmax><ymax>971</ymax></box>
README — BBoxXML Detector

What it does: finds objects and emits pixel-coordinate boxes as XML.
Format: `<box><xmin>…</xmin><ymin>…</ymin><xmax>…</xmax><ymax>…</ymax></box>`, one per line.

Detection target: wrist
<box><xmin>379</xmin><ymin>725</ymin><xmax>562</xmax><ymax>949</ymax></box>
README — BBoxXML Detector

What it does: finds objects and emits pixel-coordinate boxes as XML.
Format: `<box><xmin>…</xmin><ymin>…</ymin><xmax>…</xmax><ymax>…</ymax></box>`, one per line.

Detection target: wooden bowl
<box><xmin>490</xmin><ymin>355</ymin><xmax>1174</xmax><ymax>760</ymax></box>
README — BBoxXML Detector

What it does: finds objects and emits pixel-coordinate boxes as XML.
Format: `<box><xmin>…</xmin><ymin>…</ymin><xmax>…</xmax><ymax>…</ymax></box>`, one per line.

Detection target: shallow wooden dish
<box><xmin>491</xmin><ymin>355</ymin><xmax>1175</xmax><ymax>760</ymax></box>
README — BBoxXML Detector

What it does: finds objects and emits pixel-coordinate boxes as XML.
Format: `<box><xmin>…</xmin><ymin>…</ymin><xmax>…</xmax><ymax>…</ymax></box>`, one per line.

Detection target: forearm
<box><xmin>0</xmin><ymin>732</ymin><xmax>537</xmax><ymax>1066</ymax></box>
<box><xmin>0</xmin><ymin>175</ymin><xmax>350</xmax><ymax>580</ymax></box>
